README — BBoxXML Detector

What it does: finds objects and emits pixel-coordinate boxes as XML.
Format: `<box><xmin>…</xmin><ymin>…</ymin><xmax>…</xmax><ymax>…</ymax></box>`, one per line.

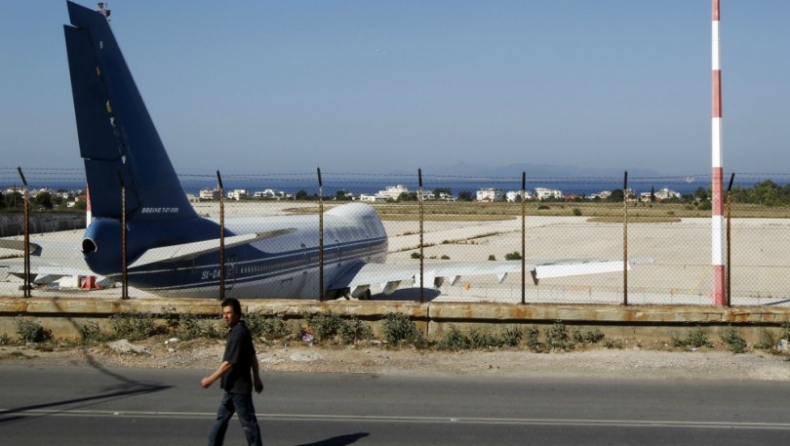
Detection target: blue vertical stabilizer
<box><xmin>64</xmin><ymin>1</ymin><xmax>196</xmax><ymax>222</ymax></box>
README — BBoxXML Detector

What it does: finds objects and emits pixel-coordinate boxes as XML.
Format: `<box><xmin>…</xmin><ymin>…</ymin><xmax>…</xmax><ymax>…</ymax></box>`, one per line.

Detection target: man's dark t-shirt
<box><xmin>220</xmin><ymin>320</ymin><xmax>255</xmax><ymax>394</ymax></box>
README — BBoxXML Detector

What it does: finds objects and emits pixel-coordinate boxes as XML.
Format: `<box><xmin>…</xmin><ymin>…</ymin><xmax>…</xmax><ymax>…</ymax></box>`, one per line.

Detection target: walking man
<box><xmin>201</xmin><ymin>298</ymin><xmax>264</xmax><ymax>446</ymax></box>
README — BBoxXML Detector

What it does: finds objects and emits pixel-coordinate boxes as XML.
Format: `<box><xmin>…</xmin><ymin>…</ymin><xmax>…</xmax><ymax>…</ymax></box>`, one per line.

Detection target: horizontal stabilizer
<box><xmin>128</xmin><ymin>229</ymin><xmax>296</xmax><ymax>268</ymax></box>
<box><xmin>0</xmin><ymin>239</ymin><xmax>43</xmax><ymax>256</ymax></box>
<box><xmin>534</xmin><ymin>260</ymin><xmax>627</xmax><ymax>280</ymax></box>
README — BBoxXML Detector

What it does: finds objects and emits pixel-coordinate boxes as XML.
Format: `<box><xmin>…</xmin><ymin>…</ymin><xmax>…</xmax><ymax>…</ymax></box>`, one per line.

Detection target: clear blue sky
<box><xmin>1</xmin><ymin>0</ymin><xmax>789</xmax><ymax>177</ymax></box>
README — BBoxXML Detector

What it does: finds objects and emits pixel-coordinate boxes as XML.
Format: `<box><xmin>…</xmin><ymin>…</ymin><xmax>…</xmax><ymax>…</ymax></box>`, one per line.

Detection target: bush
<box><xmin>754</xmin><ymin>328</ymin><xmax>775</xmax><ymax>351</ymax></box>
<box><xmin>504</xmin><ymin>251</ymin><xmax>522</xmax><ymax>261</ymax></box>
<box><xmin>307</xmin><ymin>312</ymin><xmax>343</xmax><ymax>342</ymax></box>
<box><xmin>721</xmin><ymin>327</ymin><xmax>747</xmax><ymax>354</ymax></box>
<box><xmin>572</xmin><ymin>208</ymin><xmax>582</xmax><ymax>216</ymax></box>
<box><xmin>76</xmin><ymin>321</ymin><xmax>103</xmax><ymax>344</ymax></box>
<box><xmin>487</xmin><ymin>254</ymin><xmax>496</xmax><ymax>261</ymax></box>
<box><xmin>524</xmin><ymin>326</ymin><xmax>543</xmax><ymax>352</ymax></box>
<box><xmin>500</xmin><ymin>326</ymin><xmax>522</xmax><ymax>347</ymax></box>
<box><xmin>382</xmin><ymin>312</ymin><xmax>421</xmax><ymax>347</ymax></box>
<box><xmin>544</xmin><ymin>321</ymin><xmax>575</xmax><ymax>351</ymax></box>
<box><xmin>339</xmin><ymin>317</ymin><xmax>373</xmax><ymax>345</ymax></box>
<box><xmin>437</xmin><ymin>325</ymin><xmax>471</xmax><ymax>351</ymax></box>
<box><xmin>14</xmin><ymin>317</ymin><xmax>52</xmax><ymax>343</ymax></box>
<box><xmin>109</xmin><ymin>311</ymin><xmax>159</xmax><ymax>341</ymax></box>
<box><xmin>177</xmin><ymin>313</ymin><xmax>223</xmax><ymax>340</ymax></box>
<box><xmin>671</xmin><ymin>327</ymin><xmax>712</xmax><ymax>349</ymax></box>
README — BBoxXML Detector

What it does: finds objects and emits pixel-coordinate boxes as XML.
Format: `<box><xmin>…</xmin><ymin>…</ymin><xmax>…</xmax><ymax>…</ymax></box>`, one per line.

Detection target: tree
<box><xmin>295</xmin><ymin>189</ymin><xmax>309</xmax><ymax>200</ymax></box>
<box><xmin>458</xmin><ymin>191</ymin><xmax>473</xmax><ymax>201</ymax></box>
<box><xmin>694</xmin><ymin>186</ymin><xmax>708</xmax><ymax>203</ymax></box>
<box><xmin>34</xmin><ymin>191</ymin><xmax>54</xmax><ymax>210</ymax></box>
<box><xmin>397</xmin><ymin>192</ymin><xmax>418</xmax><ymax>202</ymax></box>
<box><xmin>607</xmin><ymin>189</ymin><xmax>624</xmax><ymax>203</ymax></box>
<box><xmin>433</xmin><ymin>187</ymin><xmax>452</xmax><ymax>198</ymax></box>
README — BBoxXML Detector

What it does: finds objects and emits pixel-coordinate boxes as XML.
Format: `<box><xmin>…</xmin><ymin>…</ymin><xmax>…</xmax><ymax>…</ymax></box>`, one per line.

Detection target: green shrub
<box><xmin>437</xmin><ymin>325</ymin><xmax>471</xmax><ymax>351</ymax></box>
<box><xmin>76</xmin><ymin>321</ymin><xmax>103</xmax><ymax>344</ymax></box>
<box><xmin>382</xmin><ymin>312</ymin><xmax>422</xmax><ymax>347</ymax></box>
<box><xmin>410</xmin><ymin>252</ymin><xmax>422</xmax><ymax>259</ymax></box>
<box><xmin>524</xmin><ymin>326</ymin><xmax>543</xmax><ymax>352</ymax></box>
<box><xmin>721</xmin><ymin>327</ymin><xmax>747</xmax><ymax>354</ymax></box>
<box><xmin>754</xmin><ymin>328</ymin><xmax>775</xmax><ymax>350</ymax></box>
<box><xmin>339</xmin><ymin>317</ymin><xmax>373</xmax><ymax>345</ymax></box>
<box><xmin>573</xmin><ymin>328</ymin><xmax>605</xmax><ymax>345</ymax></box>
<box><xmin>108</xmin><ymin>311</ymin><xmax>159</xmax><ymax>341</ymax></box>
<box><xmin>504</xmin><ymin>251</ymin><xmax>522</xmax><ymax>261</ymax></box>
<box><xmin>14</xmin><ymin>317</ymin><xmax>52</xmax><ymax>343</ymax></box>
<box><xmin>500</xmin><ymin>326</ymin><xmax>522</xmax><ymax>347</ymax></box>
<box><xmin>487</xmin><ymin>254</ymin><xmax>496</xmax><ymax>261</ymax></box>
<box><xmin>307</xmin><ymin>312</ymin><xmax>343</xmax><ymax>342</ymax></box>
<box><xmin>544</xmin><ymin>322</ymin><xmax>575</xmax><ymax>351</ymax></box>
<box><xmin>572</xmin><ymin>208</ymin><xmax>582</xmax><ymax>216</ymax></box>
<box><xmin>671</xmin><ymin>327</ymin><xmax>712</xmax><ymax>349</ymax></box>
<box><xmin>468</xmin><ymin>328</ymin><xmax>503</xmax><ymax>349</ymax></box>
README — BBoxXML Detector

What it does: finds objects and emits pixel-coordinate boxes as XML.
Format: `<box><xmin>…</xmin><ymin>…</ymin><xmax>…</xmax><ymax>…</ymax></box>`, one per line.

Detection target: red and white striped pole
<box><xmin>711</xmin><ymin>0</ymin><xmax>726</xmax><ymax>305</ymax></box>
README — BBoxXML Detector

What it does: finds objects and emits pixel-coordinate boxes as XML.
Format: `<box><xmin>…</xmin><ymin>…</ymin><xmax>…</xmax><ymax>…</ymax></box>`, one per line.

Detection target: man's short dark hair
<box><xmin>221</xmin><ymin>298</ymin><xmax>242</xmax><ymax>316</ymax></box>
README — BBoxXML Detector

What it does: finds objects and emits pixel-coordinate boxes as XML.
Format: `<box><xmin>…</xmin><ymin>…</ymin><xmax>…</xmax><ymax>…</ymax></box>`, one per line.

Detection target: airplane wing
<box><xmin>128</xmin><ymin>229</ymin><xmax>296</xmax><ymax>268</ymax></box>
<box><xmin>331</xmin><ymin>258</ymin><xmax>637</xmax><ymax>297</ymax></box>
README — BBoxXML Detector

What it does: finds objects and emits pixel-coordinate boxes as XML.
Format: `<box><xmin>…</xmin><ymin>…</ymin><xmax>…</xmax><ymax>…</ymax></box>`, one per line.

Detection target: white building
<box><xmin>505</xmin><ymin>190</ymin><xmax>534</xmax><ymax>202</ymax></box>
<box><xmin>377</xmin><ymin>184</ymin><xmax>410</xmax><ymax>201</ymax></box>
<box><xmin>200</xmin><ymin>188</ymin><xmax>220</xmax><ymax>200</ymax></box>
<box><xmin>227</xmin><ymin>189</ymin><xmax>248</xmax><ymax>200</ymax></box>
<box><xmin>476</xmin><ymin>188</ymin><xmax>503</xmax><ymax>202</ymax></box>
<box><xmin>535</xmin><ymin>187</ymin><xmax>563</xmax><ymax>200</ymax></box>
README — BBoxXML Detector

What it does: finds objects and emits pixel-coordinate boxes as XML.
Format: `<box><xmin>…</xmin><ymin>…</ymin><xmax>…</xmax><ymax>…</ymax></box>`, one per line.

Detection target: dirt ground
<box><xmin>2</xmin><ymin>338</ymin><xmax>789</xmax><ymax>381</ymax></box>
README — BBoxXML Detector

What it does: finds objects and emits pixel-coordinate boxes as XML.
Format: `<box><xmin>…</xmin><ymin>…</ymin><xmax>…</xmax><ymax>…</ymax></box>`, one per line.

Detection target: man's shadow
<box><xmin>296</xmin><ymin>432</ymin><xmax>370</xmax><ymax>446</ymax></box>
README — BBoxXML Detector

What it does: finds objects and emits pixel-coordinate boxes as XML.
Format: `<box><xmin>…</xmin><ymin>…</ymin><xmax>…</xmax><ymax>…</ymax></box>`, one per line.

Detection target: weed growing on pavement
<box><xmin>382</xmin><ymin>312</ymin><xmax>425</xmax><ymax>347</ymax></box>
<box><xmin>524</xmin><ymin>326</ymin><xmax>543</xmax><ymax>352</ymax></box>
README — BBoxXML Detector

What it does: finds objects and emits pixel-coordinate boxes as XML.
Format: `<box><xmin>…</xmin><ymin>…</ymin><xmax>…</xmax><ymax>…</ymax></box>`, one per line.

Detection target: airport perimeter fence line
<box><xmin>2</xmin><ymin>168</ymin><xmax>790</xmax><ymax>306</ymax></box>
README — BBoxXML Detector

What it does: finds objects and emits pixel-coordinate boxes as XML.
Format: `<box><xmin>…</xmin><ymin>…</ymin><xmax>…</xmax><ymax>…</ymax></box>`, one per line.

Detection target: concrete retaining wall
<box><xmin>2</xmin><ymin>297</ymin><xmax>790</xmax><ymax>344</ymax></box>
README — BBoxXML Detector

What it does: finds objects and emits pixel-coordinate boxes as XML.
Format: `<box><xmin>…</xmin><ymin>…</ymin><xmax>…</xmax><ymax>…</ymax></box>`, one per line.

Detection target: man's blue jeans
<box><xmin>209</xmin><ymin>391</ymin><xmax>262</xmax><ymax>446</ymax></box>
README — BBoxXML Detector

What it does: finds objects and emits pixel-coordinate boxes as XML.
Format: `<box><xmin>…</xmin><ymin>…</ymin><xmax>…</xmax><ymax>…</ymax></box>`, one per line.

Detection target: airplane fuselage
<box><xmin>83</xmin><ymin>202</ymin><xmax>388</xmax><ymax>298</ymax></box>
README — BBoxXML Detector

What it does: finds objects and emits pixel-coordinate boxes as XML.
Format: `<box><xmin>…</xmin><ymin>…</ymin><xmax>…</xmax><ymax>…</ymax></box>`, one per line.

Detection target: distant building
<box><xmin>199</xmin><ymin>188</ymin><xmax>221</xmax><ymax>200</ymax></box>
<box><xmin>227</xmin><ymin>189</ymin><xmax>248</xmax><ymax>200</ymax></box>
<box><xmin>358</xmin><ymin>194</ymin><xmax>388</xmax><ymax>202</ymax></box>
<box><xmin>377</xmin><ymin>184</ymin><xmax>410</xmax><ymax>201</ymax></box>
<box><xmin>476</xmin><ymin>188</ymin><xmax>503</xmax><ymax>202</ymax></box>
<box><xmin>505</xmin><ymin>190</ymin><xmax>533</xmax><ymax>202</ymax></box>
<box><xmin>535</xmin><ymin>188</ymin><xmax>563</xmax><ymax>200</ymax></box>
<box><xmin>253</xmin><ymin>189</ymin><xmax>289</xmax><ymax>200</ymax></box>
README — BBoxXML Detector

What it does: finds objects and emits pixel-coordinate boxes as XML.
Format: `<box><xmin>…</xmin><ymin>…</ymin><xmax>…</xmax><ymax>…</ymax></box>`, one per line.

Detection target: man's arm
<box><xmin>252</xmin><ymin>351</ymin><xmax>264</xmax><ymax>393</ymax></box>
<box><xmin>201</xmin><ymin>361</ymin><xmax>232</xmax><ymax>389</ymax></box>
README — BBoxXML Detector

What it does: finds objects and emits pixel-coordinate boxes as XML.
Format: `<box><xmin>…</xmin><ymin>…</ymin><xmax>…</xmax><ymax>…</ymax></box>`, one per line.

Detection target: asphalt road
<box><xmin>1</xmin><ymin>364</ymin><xmax>789</xmax><ymax>445</ymax></box>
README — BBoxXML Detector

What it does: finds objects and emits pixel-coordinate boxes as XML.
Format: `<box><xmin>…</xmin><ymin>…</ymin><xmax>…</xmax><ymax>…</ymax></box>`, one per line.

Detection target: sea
<box><xmin>3</xmin><ymin>170</ymin><xmax>787</xmax><ymax>199</ymax></box>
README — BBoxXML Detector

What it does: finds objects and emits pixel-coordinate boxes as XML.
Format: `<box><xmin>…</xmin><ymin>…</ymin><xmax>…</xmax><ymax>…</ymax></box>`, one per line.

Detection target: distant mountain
<box><xmin>419</xmin><ymin>162</ymin><xmax>662</xmax><ymax>179</ymax></box>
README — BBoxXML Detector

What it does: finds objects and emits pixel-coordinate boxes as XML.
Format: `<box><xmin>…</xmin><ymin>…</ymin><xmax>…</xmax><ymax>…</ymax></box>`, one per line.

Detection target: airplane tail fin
<box><xmin>64</xmin><ymin>1</ymin><xmax>196</xmax><ymax>222</ymax></box>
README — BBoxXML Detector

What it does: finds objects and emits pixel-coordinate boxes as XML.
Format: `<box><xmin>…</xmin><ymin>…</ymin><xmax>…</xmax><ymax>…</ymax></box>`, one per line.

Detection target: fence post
<box><xmin>726</xmin><ymin>173</ymin><xmax>735</xmax><ymax>307</ymax></box>
<box><xmin>318</xmin><ymin>167</ymin><xmax>324</xmax><ymax>302</ymax></box>
<box><xmin>17</xmin><ymin>167</ymin><xmax>31</xmax><ymax>297</ymax></box>
<box><xmin>217</xmin><ymin>171</ymin><xmax>225</xmax><ymax>301</ymax></box>
<box><xmin>521</xmin><ymin>172</ymin><xmax>526</xmax><ymax>305</ymax></box>
<box><xmin>418</xmin><ymin>168</ymin><xmax>424</xmax><ymax>303</ymax></box>
<box><xmin>623</xmin><ymin>171</ymin><xmax>628</xmax><ymax>306</ymax></box>
<box><xmin>114</xmin><ymin>171</ymin><xmax>129</xmax><ymax>299</ymax></box>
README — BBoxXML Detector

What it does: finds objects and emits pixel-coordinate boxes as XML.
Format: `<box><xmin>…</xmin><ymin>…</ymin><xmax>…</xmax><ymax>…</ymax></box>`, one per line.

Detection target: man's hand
<box><xmin>200</xmin><ymin>377</ymin><xmax>214</xmax><ymax>389</ymax></box>
<box><xmin>254</xmin><ymin>376</ymin><xmax>264</xmax><ymax>393</ymax></box>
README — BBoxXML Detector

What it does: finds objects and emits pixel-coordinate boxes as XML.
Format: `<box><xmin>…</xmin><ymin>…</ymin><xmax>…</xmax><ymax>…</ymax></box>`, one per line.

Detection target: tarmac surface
<box><xmin>1</xmin><ymin>202</ymin><xmax>789</xmax><ymax>306</ymax></box>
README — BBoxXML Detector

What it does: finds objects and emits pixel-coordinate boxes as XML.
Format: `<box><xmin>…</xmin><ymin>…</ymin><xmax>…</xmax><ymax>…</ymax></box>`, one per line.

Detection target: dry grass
<box><xmin>282</xmin><ymin>201</ymin><xmax>790</xmax><ymax>221</ymax></box>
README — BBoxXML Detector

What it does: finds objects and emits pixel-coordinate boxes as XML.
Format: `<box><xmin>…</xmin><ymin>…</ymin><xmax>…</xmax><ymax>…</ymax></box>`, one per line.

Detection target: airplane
<box><xmin>3</xmin><ymin>1</ymin><xmax>634</xmax><ymax>299</ymax></box>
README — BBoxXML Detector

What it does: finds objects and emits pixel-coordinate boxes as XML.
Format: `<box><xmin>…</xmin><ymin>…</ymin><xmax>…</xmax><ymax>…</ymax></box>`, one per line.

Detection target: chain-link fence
<box><xmin>2</xmin><ymin>168</ymin><xmax>790</xmax><ymax>306</ymax></box>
